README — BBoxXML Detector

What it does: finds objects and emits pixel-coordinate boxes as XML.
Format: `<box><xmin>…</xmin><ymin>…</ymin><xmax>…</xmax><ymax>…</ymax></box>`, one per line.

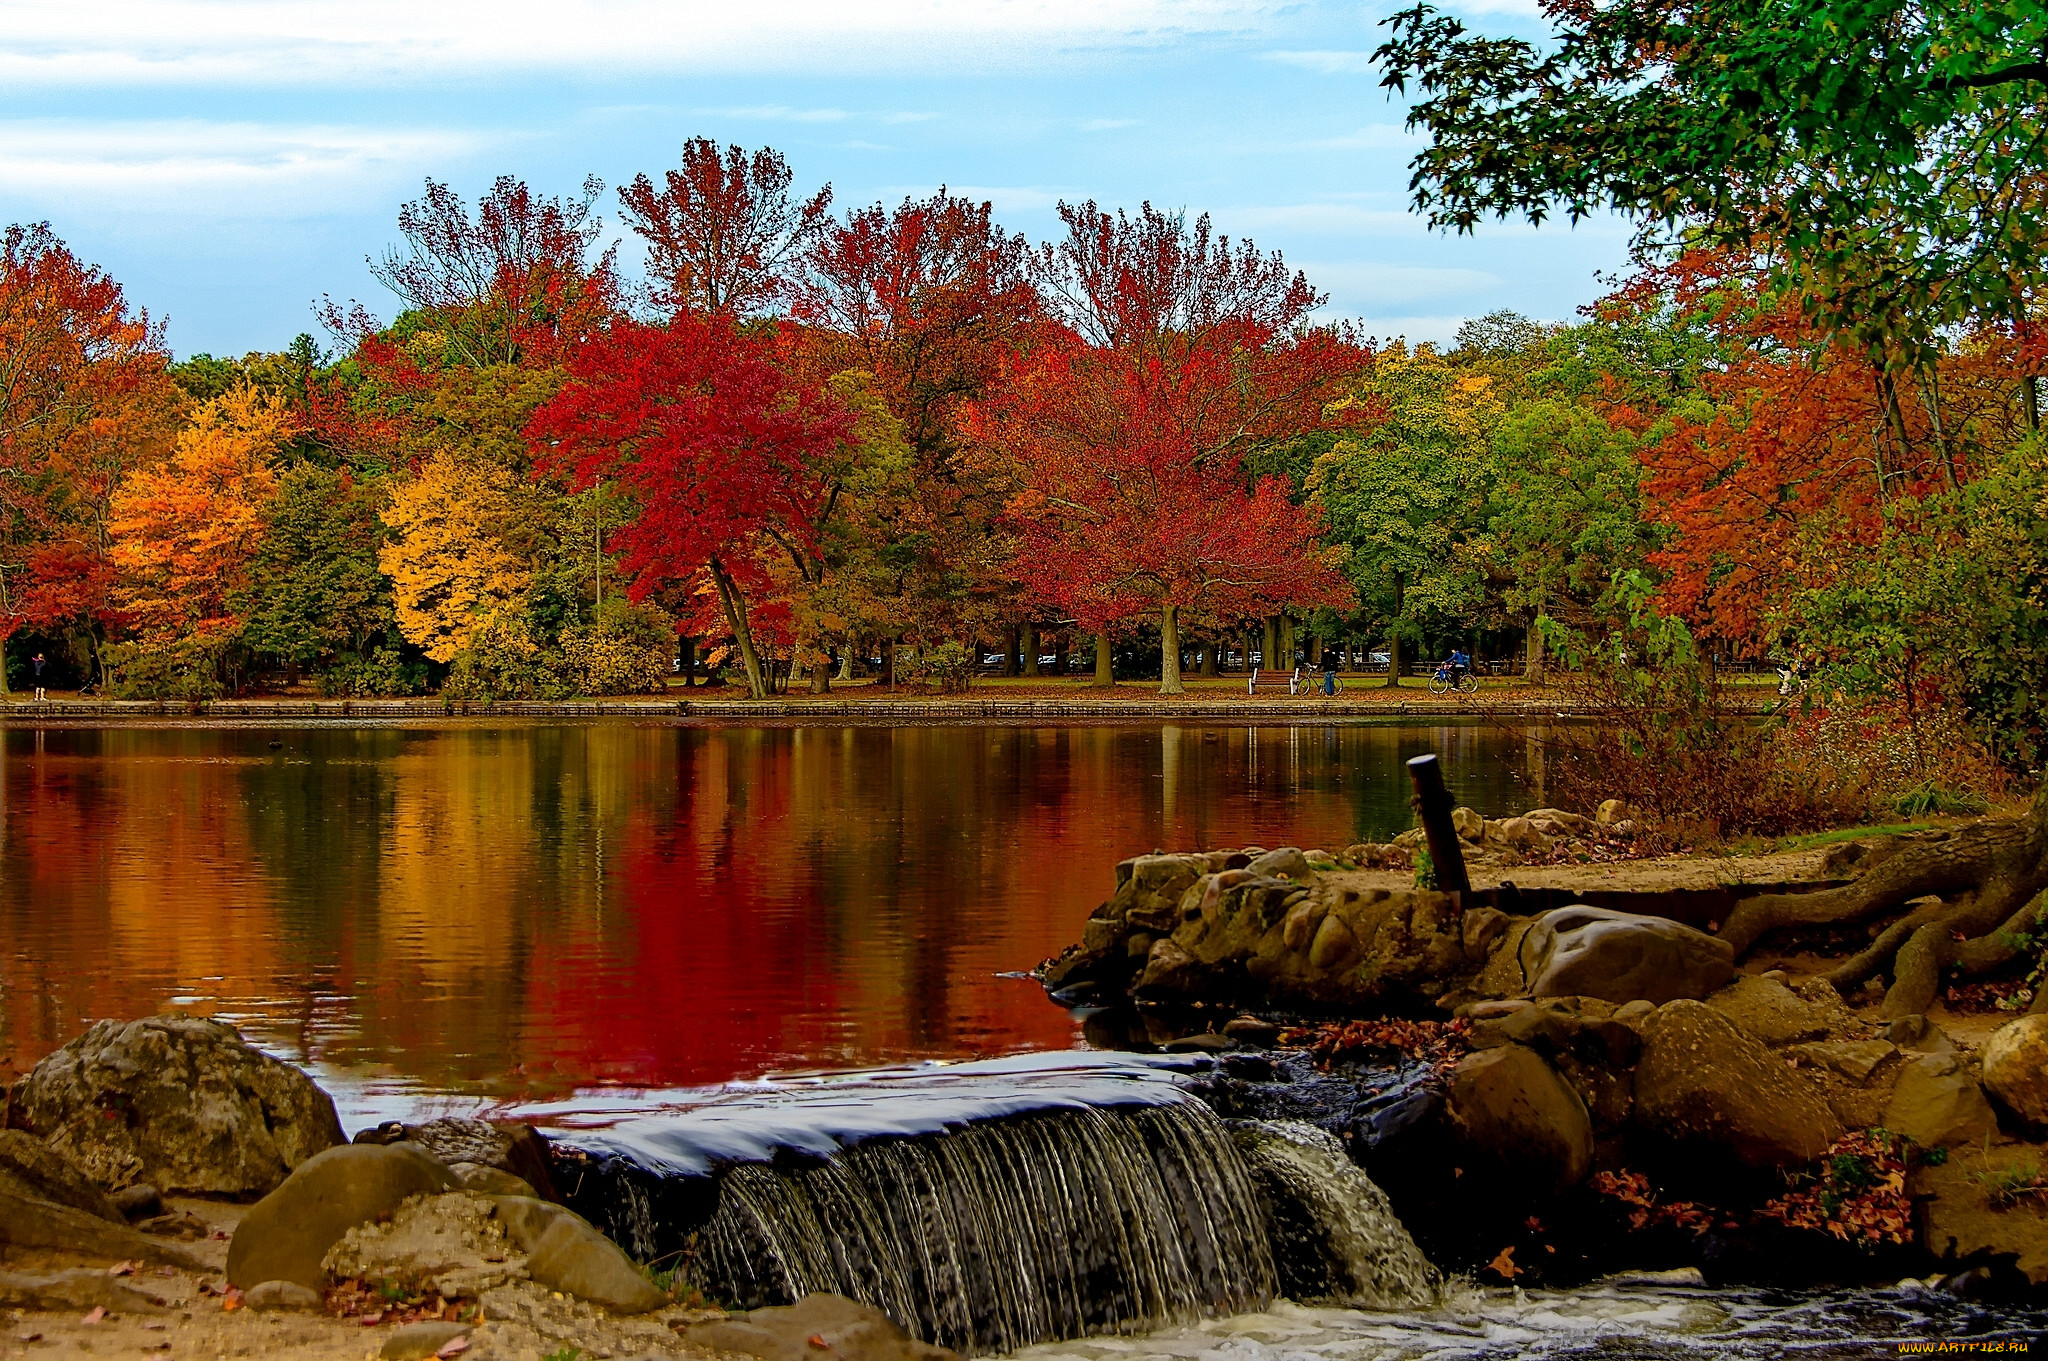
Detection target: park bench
<box><xmin>1248</xmin><ymin>666</ymin><xmax>1311</xmax><ymax>696</ymax></box>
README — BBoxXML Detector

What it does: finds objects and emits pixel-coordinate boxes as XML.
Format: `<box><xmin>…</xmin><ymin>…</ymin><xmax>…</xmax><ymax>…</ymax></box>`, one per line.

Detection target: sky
<box><xmin>0</xmin><ymin>0</ymin><xmax>1632</xmax><ymax>360</ymax></box>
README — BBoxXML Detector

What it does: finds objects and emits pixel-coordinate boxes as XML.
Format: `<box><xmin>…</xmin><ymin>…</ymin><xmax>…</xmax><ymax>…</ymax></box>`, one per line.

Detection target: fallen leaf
<box><xmin>808</xmin><ymin>1333</ymin><xmax>833</xmax><ymax>1349</ymax></box>
<box><xmin>435</xmin><ymin>1338</ymin><xmax>471</xmax><ymax>1358</ymax></box>
<box><xmin>108</xmin><ymin>1261</ymin><xmax>135</xmax><ymax>1277</ymax></box>
<box><xmin>16</xmin><ymin>1334</ymin><xmax>42</xmax><ymax>1344</ymax></box>
<box><xmin>82</xmin><ymin>1307</ymin><xmax>107</xmax><ymax>1325</ymax></box>
<box><xmin>222</xmin><ymin>1286</ymin><xmax>244</xmax><ymax>1313</ymax></box>
<box><xmin>1486</xmin><ymin>1247</ymin><xmax>1522</xmax><ymax>1280</ymax></box>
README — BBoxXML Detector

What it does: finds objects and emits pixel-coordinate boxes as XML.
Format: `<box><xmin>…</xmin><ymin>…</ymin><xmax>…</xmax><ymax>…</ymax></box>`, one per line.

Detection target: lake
<box><xmin>0</xmin><ymin>719</ymin><xmax>1531</xmax><ymax>1102</ymax></box>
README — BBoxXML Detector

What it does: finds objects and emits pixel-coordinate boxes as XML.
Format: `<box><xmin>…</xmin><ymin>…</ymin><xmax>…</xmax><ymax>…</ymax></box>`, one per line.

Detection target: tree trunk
<box><xmin>837</xmin><ymin>647</ymin><xmax>855</xmax><ymax>682</ymax></box>
<box><xmin>1722</xmin><ymin>790</ymin><xmax>2048</xmax><ymax>1017</ymax></box>
<box><xmin>679</xmin><ymin>637</ymin><xmax>696</xmax><ymax>688</ymax></box>
<box><xmin>1524</xmin><ymin>619</ymin><xmax>1544</xmax><ymax>684</ymax></box>
<box><xmin>1093</xmin><ymin>628</ymin><xmax>1114</xmax><ymax>688</ymax></box>
<box><xmin>1384</xmin><ymin>633</ymin><xmax>1403</xmax><ymax>688</ymax></box>
<box><xmin>999</xmin><ymin>626</ymin><xmax>1018</xmax><ymax>677</ymax></box>
<box><xmin>0</xmin><ymin>634</ymin><xmax>12</xmax><ymax>697</ymax></box>
<box><xmin>1022</xmin><ymin>622</ymin><xmax>1039</xmax><ymax>678</ymax></box>
<box><xmin>2025</xmin><ymin>376</ymin><xmax>2041</xmax><ymax>433</ymax></box>
<box><xmin>707</xmin><ymin>557</ymin><xmax>769</xmax><ymax>700</ymax></box>
<box><xmin>1159</xmin><ymin>605</ymin><xmax>1184</xmax><ymax>696</ymax></box>
<box><xmin>881</xmin><ymin>637</ymin><xmax>897</xmax><ymax>689</ymax></box>
<box><xmin>809</xmin><ymin>648</ymin><xmax>831</xmax><ymax>694</ymax></box>
<box><xmin>1279</xmin><ymin>615</ymin><xmax>1296</xmax><ymax>672</ymax></box>
<box><xmin>1199</xmin><ymin>642</ymin><xmax>1218</xmax><ymax>677</ymax></box>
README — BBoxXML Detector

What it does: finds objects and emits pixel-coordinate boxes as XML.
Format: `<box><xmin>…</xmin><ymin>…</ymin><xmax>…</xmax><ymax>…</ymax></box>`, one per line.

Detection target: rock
<box><xmin>1882</xmin><ymin>1054</ymin><xmax>1998</xmax><ymax>1149</ymax></box>
<box><xmin>1707</xmin><ymin>977</ymin><xmax>1834</xmax><ymax>1046</ymax></box>
<box><xmin>1633</xmin><ymin>1000</ymin><xmax>1840</xmax><ymax>1166</ymax></box>
<box><xmin>1982</xmin><ymin>1016</ymin><xmax>2048</xmax><ymax>1126</ymax></box>
<box><xmin>1446</xmin><ymin>1044</ymin><xmax>1593</xmax><ymax>1192</ymax></box>
<box><xmin>1450</xmin><ymin>807</ymin><xmax>1485</xmax><ymax>841</ymax></box>
<box><xmin>1462</xmin><ymin>907</ymin><xmax>1509</xmax><ymax>958</ymax></box>
<box><xmin>683</xmin><ymin>1292</ymin><xmax>962</xmax><ymax>1361</ymax></box>
<box><xmin>324</xmin><ymin>1190</ymin><xmax>520</xmax><ymax>1299</ymax></box>
<box><xmin>1915</xmin><ymin>1145</ymin><xmax>2048</xmax><ymax>1285</ymax></box>
<box><xmin>1133</xmin><ymin>937</ymin><xmax>1205</xmax><ymax>995</ymax></box>
<box><xmin>1247</xmin><ymin>847</ymin><xmax>1312</xmax><ymax>880</ymax></box>
<box><xmin>110</xmin><ymin>1183</ymin><xmax>163</xmax><ymax>1221</ymax></box>
<box><xmin>227</xmin><ymin>1141</ymin><xmax>459</xmax><ymax>1290</ymax></box>
<box><xmin>0</xmin><ymin>1129</ymin><xmax>123</xmax><ymax>1221</ymax></box>
<box><xmin>524</xmin><ymin>1210</ymin><xmax>667</xmax><ymax>1313</ymax></box>
<box><xmin>244</xmin><ymin>1279</ymin><xmax>323</xmax><ymax>1311</ymax></box>
<box><xmin>1222</xmin><ymin>1016</ymin><xmax>1282</xmax><ymax>1046</ymax></box>
<box><xmin>1525</xmin><ymin>907</ymin><xmax>1734</xmax><ymax>1005</ymax></box>
<box><xmin>1307</xmin><ymin>913</ymin><xmax>1358</xmax><ymax>970</ymax></box>
<box><xmin>1162</xmin><ymin>1033</ymin><xmax>1233</xmax><ymax>1054</ymax></box>
<box><xmin>0</xmin><ymin>1268</ymin><xmax>168</xmax><ymax>1313</ymax></box>
<box><xmin>378</xmin><ymin>1320</ymin><xmax>473</xmax><ymax>1360</ymax></box>
<box><xmin>447</xmin><ymin>1162</ymin><xmax>537</xmax><ymax>1197</ymax></box>
<box><xmin>1525</xmin><ymin>808</ymin><xmax>1597</xmax><ymax>835</ymax></box>
<box><xmin>10</xmin><ymin>1014</ymin><xmax>344</xmax><ymax>1196</ymax></box>
<box><xmin>1495</xmin><ymin>817</ymin><xmax>1551</xmax><ymax>851</ymax></box>
<box><xmin>381</xmin><ymin>1118</ymin><xmax>560</xmax><ymax>1202</ymax></box>
<box><xmin>488</xmin><ymin>1194</ymin><xmax>571</xmax><ymax>1252</ymax></box>
<box><xmin>1595</xmin><ymin>799</ymin><xmax>1630</xmax><ymax>825</ymax></box>
<box><xmin>1785</xmin><ymin>1040</ymin><xmax>1895</xmax><ymax>1083</ymax></box>
<box><xmin>0</xmin><ymin>1176</ymin><xmax>204</xmax><ymax>1267</ymax></box>
<box><xmin>1887</xmin><ymin>1014</ymin><xmax>1957</xmax><ymax>1054</ymax></box>
<box><xmin>1612</xmin><ymin>1000</ymin><xmax>1656</xmax><ymax>1027</ymax></box>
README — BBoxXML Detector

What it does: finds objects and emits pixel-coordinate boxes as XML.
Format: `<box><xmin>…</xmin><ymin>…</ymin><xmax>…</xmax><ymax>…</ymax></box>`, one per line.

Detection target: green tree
<box><xmin>237</xmin><ymin>463</ymin><xmax>400</xmax><ymax>684</ymax></box>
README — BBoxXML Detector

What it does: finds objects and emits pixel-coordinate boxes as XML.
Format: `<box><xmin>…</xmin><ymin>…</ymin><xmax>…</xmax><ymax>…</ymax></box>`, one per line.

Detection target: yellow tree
<box><xmin>379</xmin><ymin>451</ymin><xmax>533</xmax><ymax>662</ymax></box>
<box><xmin>109</xmin><ymin>384</ymin><xmax>290</xmax><ymax>645</ymax></box>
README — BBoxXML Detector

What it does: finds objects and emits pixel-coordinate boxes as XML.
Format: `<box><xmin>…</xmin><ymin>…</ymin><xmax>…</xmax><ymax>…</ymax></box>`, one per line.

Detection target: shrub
<box><xmin>319</xmin><ymin>646</ymin><xmax>427</xmax><ymax>698</ymax></box>
<box><xmin>903</xmin><ymin>639</ymin><xmax>975</xmax><ymax>693</ymax></box>
<box><xmin>102</xmin><ymin>637</ymin><xmax>228</xmax><ymax>701</ymax></box>
<box><xmin>442</xmin><ymin>613</ymin><xmax>573</xmax><ymax>701</ymax></box>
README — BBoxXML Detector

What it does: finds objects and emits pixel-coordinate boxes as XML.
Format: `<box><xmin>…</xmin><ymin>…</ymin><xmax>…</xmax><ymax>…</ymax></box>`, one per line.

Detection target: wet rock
<box><xmin>524</xmin><ymin>1210</ymin><xmax>666</xmax><ymax>1313</ymax></box>
<box><xmin>1882</xmin><ymin>1053</ymin><xmax>1997</xmax><ymax>1149</ymax></box>
<box><xmin>0</xmin><ymin>1176</ymin><xmax>204</xmax><ymax>1267</ymax></box>
<box><xmin>1707</xmin><ymin>977</ymin><xmax>1834</xmax><ymax>1046</ymax></box>
<box><xmin>378</xmin><ymin>1320</ymin><xmax>472</xmax><ymax>1360</ymax></box>
<box><xmin>1446</xmin><ymin>1044</ymin><xmax>1592</xmax><ymax>1192</ymax></box>
<box><xmin>9</xmin><ymin>1014</ymin><xmax>344</xmax><ymax>1196</ymax></box>
<box><xmin>109</xmin><ymin>1183</ymin><xmax>163</xmax><ymax>1221</ymax></box>
<box><xmin>1134</xmin><ymin>937</ymin><xmax>1206</xmax><ymax>995</ymax></box>
<box><xmin>1982</xmin><ymin>1016</ymin><xmax>2048</xmax><ymax>1126</ymax></box>
<box><xmin>0</xmin><ymin>1268</ymin><xmax>168</xmax><ymax>1313</ymax></box>
<box><xmin>1633</xmin><ymin>1000</ymin><xmax>1840</xmax><ymax>1166</ymax></box>
<box><xmin>244</xmin><ymin>1279</ymin><xmax>323</xmax><ymax>1311</ymax></box>
<box><xmin>227</xmin><ymin>1141</ymin><xmax>459</xmax><ymax>1290</ymax></box>
<box><xmin>324</xmin><ymin>1190</ymin><xmax>521</xmax><ymax>1299</ymax></box>
<box><xmin>1524</xmin><ymin>906</ymin><xmax>1734</xmax><ymax>1006</ymax></box>
<box><xmin>683</xmin><ymin>1292</ymin><xmax>961</xmax><ymax>1361</ymax></box>
<box><xmin>1450</xmin><ymin>807</ymin><xmax>1485</xmax><ymax>841</ymax></box>
<box><xmin>0</xmin><ymin>1129</ymin><xmax>123</xmax><ymax>1221</ymax></box>
<box><xmin>378</xmin><ymin>1117</ymin><xmax>560</xmax><ymax>1202</ymax></box>
<box><xmin>1222</xmin><ymin>1016</ymin><xmax>1282</xmax><ymax>1046</ymax></box>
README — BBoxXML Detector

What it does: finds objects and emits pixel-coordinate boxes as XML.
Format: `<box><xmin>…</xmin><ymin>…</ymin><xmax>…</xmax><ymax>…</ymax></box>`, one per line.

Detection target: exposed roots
<box><xmin>1724</xmin><ymin>789</ymin><xmax>2048</xmax><ymax>1017</ymax></box>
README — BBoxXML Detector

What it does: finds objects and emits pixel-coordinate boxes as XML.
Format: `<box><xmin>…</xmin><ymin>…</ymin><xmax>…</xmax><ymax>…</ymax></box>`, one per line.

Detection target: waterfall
<box><xmin>693</xmin><ymin>1101</ymin><xmax>1275</xmax><ymax>1355</ymax></box>
<box><xmin>552</xmin><ymin>1053</ymin><xmax>1440</xmax><ymax>1356</ymax></box>
<box><xmin>1230</xmin><ymin>1120</ymin><xmax>1440</xmax><ymax>1310</ymax></box>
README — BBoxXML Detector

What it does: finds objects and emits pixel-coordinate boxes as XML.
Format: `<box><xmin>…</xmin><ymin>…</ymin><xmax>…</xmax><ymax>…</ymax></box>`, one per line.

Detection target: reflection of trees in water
<box><xmin>0</xmin><ymin>722</ymin><xmax>1525</xmax><ymax>1096</ymax></box>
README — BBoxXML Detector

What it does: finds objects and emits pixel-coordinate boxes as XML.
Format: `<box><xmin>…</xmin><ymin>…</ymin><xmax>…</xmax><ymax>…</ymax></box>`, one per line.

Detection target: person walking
<box><xmin>32</xmin><ymin>652</ymin><xmax>47</xmax><ymax>702</ymax></box>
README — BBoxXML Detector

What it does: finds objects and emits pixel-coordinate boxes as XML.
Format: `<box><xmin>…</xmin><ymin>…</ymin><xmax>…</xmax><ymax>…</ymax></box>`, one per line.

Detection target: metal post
<box><xmin>1406</xmin><ymin>753</ymin><xmax>1471</xmax><ymax>896</ymax></box>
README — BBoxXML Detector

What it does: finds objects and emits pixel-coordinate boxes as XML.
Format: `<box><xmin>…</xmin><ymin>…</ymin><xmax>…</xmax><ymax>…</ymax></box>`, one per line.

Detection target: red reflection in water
<box><xmin>0</xmin><ymin>721</ymin><xmax>1525</xmax><ymax>1100</ymax></box>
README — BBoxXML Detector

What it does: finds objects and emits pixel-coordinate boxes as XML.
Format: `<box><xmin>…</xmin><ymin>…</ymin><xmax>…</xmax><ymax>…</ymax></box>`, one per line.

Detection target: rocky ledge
<box><xmin>1039</xmin><ymin>820</ymin><xmax>2048</xmax><ymax>1294</ymax></box>
<box><xmin>0</xmin><ymin>1014</ymin><xmax>957</xmax><ymax>1361</ymax></box>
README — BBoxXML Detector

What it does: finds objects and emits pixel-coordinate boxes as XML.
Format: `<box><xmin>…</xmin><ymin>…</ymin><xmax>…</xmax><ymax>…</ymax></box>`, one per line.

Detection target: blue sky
<box><xmin>0</xmin><ymin>0</ymin><xmax>1630</xmax><ymax>359</ymax></box>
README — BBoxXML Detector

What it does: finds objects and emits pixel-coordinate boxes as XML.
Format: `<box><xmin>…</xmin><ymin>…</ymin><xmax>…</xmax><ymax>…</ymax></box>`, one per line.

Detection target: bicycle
<box><xmin>1427</xmin><ymin>663</ymin><xmax>1480</xmax><ymax>697</ymax></box>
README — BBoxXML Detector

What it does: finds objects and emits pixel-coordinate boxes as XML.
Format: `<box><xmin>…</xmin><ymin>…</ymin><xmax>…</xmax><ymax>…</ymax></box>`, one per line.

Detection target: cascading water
<box><xmin>1229</xmin><ymin>1120</ymin><xmax>1439</xmax><ymax>1310</ymax></box>
<box><xmin>695</xmin><ymin>1102</ymin><xmax>1276</xmax><ymax>1354</ymax></box>
<box><xmin>551</xmin><ymin>1052</ymin><xmax>1440</xmax><ymax>1356</ymax></box>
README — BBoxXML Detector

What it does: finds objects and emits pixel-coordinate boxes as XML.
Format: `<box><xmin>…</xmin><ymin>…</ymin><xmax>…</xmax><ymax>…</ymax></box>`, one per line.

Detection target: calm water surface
<box><xmin>0</xmin><ymin>720</ymin><xmax>1527</xmax><ymax>1103</ymax></box>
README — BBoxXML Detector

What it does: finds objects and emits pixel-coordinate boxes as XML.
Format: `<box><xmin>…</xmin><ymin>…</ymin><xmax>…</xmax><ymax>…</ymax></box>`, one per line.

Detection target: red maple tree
<box><xmin>529</xmin><ymin>313</ymin><xmax>853</xmax><ymax>699</ymax></box>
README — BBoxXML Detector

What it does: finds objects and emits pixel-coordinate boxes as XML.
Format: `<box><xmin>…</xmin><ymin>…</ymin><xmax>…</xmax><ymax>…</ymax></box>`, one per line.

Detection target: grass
<box><xmin>1776</xmin><ymin>822</ymin><xmax>1942</xmax><ymax>852</ymax></box>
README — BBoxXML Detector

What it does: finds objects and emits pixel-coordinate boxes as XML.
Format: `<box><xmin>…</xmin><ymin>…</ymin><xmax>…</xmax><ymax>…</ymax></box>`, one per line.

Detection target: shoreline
<box><xmin>0</xmin><ymin>692</ymin><xmax>1775</xmax><ymax>724</ymax></box>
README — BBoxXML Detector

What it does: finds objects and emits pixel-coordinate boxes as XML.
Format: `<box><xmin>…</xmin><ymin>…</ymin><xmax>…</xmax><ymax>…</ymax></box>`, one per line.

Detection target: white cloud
<box><xmin>1303</xmin><ymin>261</ymin><xmax>1501</xmax><ymax>308</ymax></box>
<box><xmin>0</xmin><ymin>119</ymin><xmax>482</xmax><ymax>209</ymax></box>
<box><xmin>1261</xmin><ymin>49</ymin><xmax>1374</xmax><ymax>74</ymax></box>
<box><xmin>709</xmin><ymin>105</ymin><xmax>850</xmax><ymax>123</ymax></box>
<box><xmin>1219</xmin><ymin>203</ymin><xmax>1423</xmax><ymax>236</ymax></box>
<box><xmin>1325</xmin><ymin>313</ymin><xmax>1472</xmax><ymax>347</ymax></box>
<box><xmin>1306</xmin><ymin>124</ymin><xmax>1422</xmax><ymax>151</ymax></box>
<box><xmin>1</xmin><ymin>0</ymin><xmax>1283</xmax><ymax>85</ymax></box>
<box><xmin>938</xmin><ymin>184</ymin><xmax>1070</xmax><ymax>213</ymax></box>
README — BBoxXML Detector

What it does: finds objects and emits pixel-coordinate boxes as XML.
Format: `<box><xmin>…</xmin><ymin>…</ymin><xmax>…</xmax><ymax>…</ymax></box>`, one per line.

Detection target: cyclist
<box><xmin>1447</xmin><ymin>647</ymin><xmax>1471</xmax><ymax>689</ymax></box>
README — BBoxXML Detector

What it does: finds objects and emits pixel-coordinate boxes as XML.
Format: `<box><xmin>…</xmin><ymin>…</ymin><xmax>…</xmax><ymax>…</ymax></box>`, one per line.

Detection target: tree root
<box><xmin>1721</xmin><ymin>788</ymin><xmax>2048</xmax><ymax>1017</ymax></box>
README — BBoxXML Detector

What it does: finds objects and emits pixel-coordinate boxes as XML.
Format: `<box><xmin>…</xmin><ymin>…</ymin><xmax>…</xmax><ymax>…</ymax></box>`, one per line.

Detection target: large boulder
<box><xmin>227</xmin><ymin>1142</ymin><xmax>458</xmax><ymax>1289</ymax></box>
<box><xmin>1915</xmin><ymin>1145</ymin><xmax>2048</xmax><ymax>1285</ymax></box>
<box><xmin>324</xmin><ymin>1189</ymin><xmax>522</xmax><ymax>1300</ymax></box>
<box><xmin>0</xmin><ymin>1175</ymin><xmax>204</xmax><ymax>1267</ymax></box>
<box><xmin>1446</xmin><ymin>1044</ymin><xmax>1593</xmax><ymax>1192</ymax></box>
<box><xmin>0</xmin><ymin>1268</ymin><xmax>171</xmax><ymax>1313</ymax></box>
<box><xmin>1523</xmin><ymin>907</ymin><xmax>1734</xmax><ymax>1005</ymax></box>
<box><xmin>1983</xmin><ymin>1015</ymin><xmax>2048</xmax><ymax>1126</ymax></box>
<box><xmin>1883</xmin><ymin>1053</ymin><xmax>1998</xmax><ymax>1149</ymax></box>
<box><xmin>10</xmin><ymin>1014</ymin><xmax>344</xmax><ymax>1196</ymax></box>
<box><xmin>356</xmin><ymin>1117</ymin><xmax>560</xmax><ymax>1202</ymax></box>
<box><xmin>1633</xmin><ymin>1000</ymin><xmax>1840</xmax><ymax>1166</ymax></box>
<box><xmin>683</xmin><ymin>1292</ymin><xmax>962</xmax><ymax>1361</ymax></box>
